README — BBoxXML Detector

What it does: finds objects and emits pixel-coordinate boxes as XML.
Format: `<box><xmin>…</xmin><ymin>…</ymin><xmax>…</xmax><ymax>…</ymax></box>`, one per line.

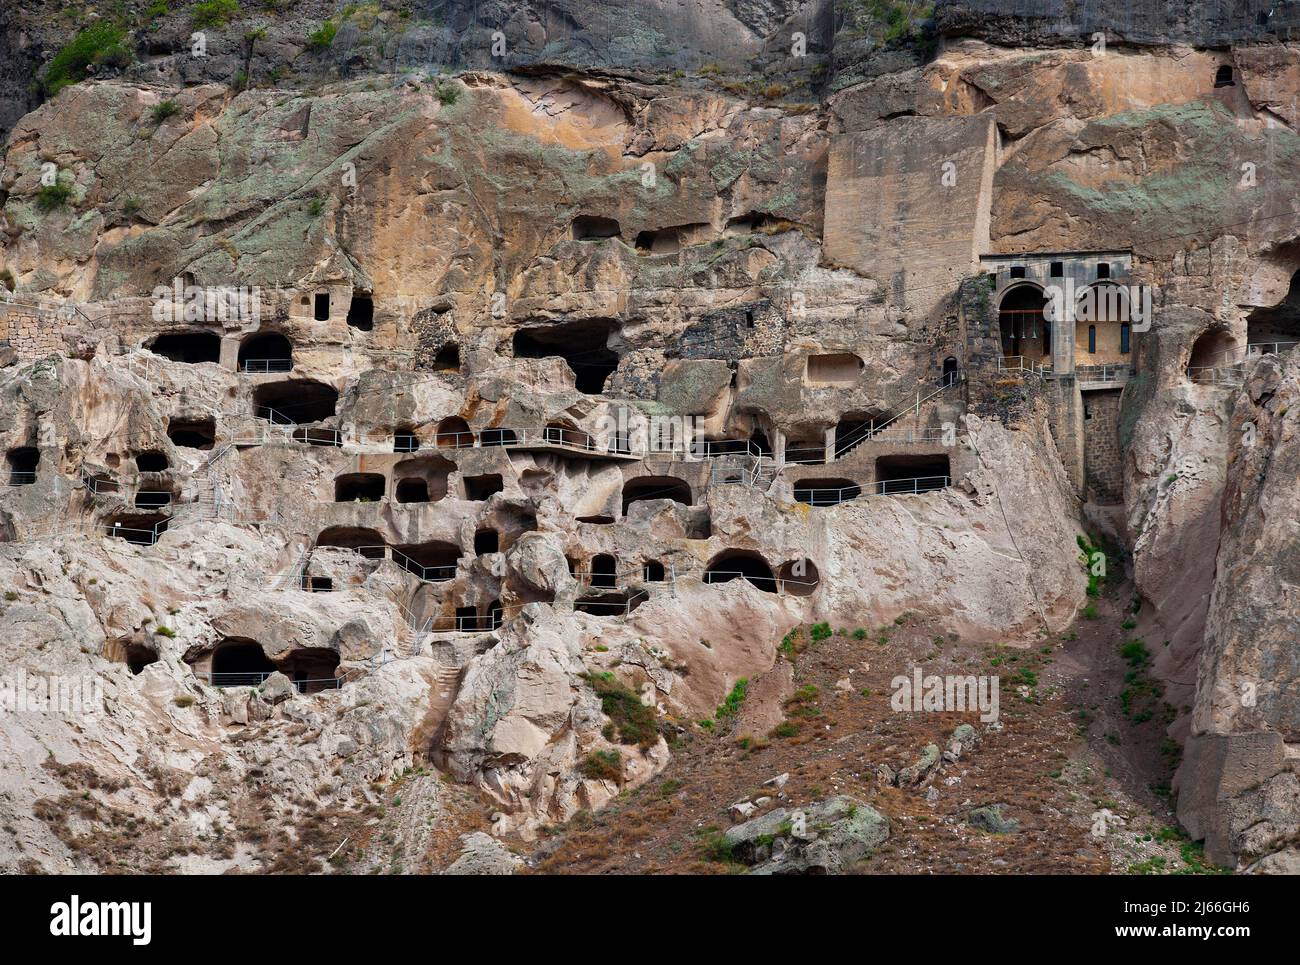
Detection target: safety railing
<box><xmin>997</xmin><ymin>356</ymin><xmax>1052</xmax><ymax>376</ymax></box>
<box><xmin>240</xmin><ymin>358</ymin><xmax>293</xmax><ymax>373</ymax></box>
<box><xmin>1186</xmin><ymin>363</ymin><xmax>1245</xmax><ymax>386</ymax></box>
<box><xmin>574</xmin><ymin>589</ymin><xmax>649</xmax><ymax>616</ymax></box>
<box><xmin>1246</xmin><ymin>341</ymin><xmax>1298</xmax><ymax>357</ymax></box>
<box><xmin>794</xmin><ymin>475</ymin><xmax>951</xmax><ymax>506</ymax></box>
<box><xmin>784</xmin><ymin>446</ymin><xmax>827</xmax><ymax>465</ymax></box>
<box><xmin>1075</xmin><ymin>363</ymin><xmax>1130</xmax><ymax>383</ymax></box>
<box><xmin>198</xmin><ymin>672</ymin><xmax>342</xmax><ymax>691</ymax></box>
<box><xmin>833</xmin><ymin>371</ymin><xmax>961</xmax><ymax>459</ymax></box>
<box><xmin>4</xmin><ymin>471</ymin><xmax>36</xmax><ymax>486</ymax></box>
<box><xmin>306</xmin><ymin>544</ymin><xmax>459</xmax><ymax>583</ymax></box>
<box><xmin>102</xmin><ymin>517</ymin><xmax>172</xmax><ymax>546</ymax></box>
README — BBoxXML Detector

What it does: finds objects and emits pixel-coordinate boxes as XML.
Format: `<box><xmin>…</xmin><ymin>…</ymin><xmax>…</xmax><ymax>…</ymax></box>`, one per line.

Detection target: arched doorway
<box><xmin>998</xmin><ymin>285</ymin><xmax>1048</xmax><ymax>361</ymax></box>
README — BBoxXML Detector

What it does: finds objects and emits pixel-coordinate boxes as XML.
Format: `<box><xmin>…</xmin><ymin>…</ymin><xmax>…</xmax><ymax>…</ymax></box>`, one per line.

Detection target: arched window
<box><xmin>1215</xmin><ymin>65</ymin><xmax>1234</xmax><ymax>88</ymax></box>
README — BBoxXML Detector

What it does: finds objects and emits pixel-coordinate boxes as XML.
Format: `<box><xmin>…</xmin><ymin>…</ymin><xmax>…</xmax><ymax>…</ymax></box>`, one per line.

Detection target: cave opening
<box><xmin>793</xmin><ymin>477</ymin><xmax>861</xmax><ymax>507</ymax></box>
<box><xmin>875</xmin><ymin>454</ymin><xmax>951</xmax><ymax>493</ymax></box>
<box><xmin>6</xmin><ymin>447</ymin><xmax>39</xmax><ymax>485</ymax></box>
<box><xmin>513</xmin><ymin>320</ymin><xmax>620</xmax><ymax>394</ymax></box>
<box><xmin>209</xmin><ymin>637</ymin><xmax>276</xmax><ymax>686</ymax></box>
<box><xmin>346</xmin><ymin>294</ymin><xmax>374</xmax><ymax>331</ymax></box>
<box><xmin>315</xmin><ymin>526</ymin><xmax>385</xmax><ymax>559</ymax></box>
<box><xmin>238</xmin><ymin>331</ymin><xmax>293</xmax><ymax>372</ymax></box>
<box><xmin>703</xmin><ymin>550</ymin><xmax>777</xmax><ymax>593</ymax></box>
<box><xmin>253</xmin><ymin>380</ymin><xmax>338</xmax><ymax>424</ymax></box>
<box><xmin>463</xmin><ymin>474</ymin><xmax>503</xmax><ymax>501</ymax></box>
<box><xmin>135</xmin><ymin>450</ymin><xmax>169</xmax><ymax>473</ymax></box>
<box><xmin>571</xmin><ymin>215</ymin><xmax>621</xmax><ymax>241</ymax></box>
<box><xmin>621</xmin><ymin>476</ymin><xmax>692</xmax><ymax>516</ymax></box>
<box><xmin>334</xmin><ymin>472</ymin><xmax>385</xmax><ymax>502</ymax></box>
<box><xmin>148</xmin><ymin>331</ymin><xmax>221</xmax><ymax>364</ymax></box>
<box><xmin>166</xmin><ymin>418</ymin><xmax>215</xmax><ymax>450</ymax></box>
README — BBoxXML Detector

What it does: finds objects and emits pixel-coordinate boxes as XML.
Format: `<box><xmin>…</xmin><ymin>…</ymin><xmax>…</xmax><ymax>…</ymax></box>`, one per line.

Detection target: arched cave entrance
<box><xmin>621</xmin><ymin>476</ymin><xmax>692</xmax><ymax>516</ymax></box>
<box><xmin>6</xmin><ymin>447</ymin><xmax>39</xmax><ymax>485</ymax></box>
<box><xmin>334</xmin><ymin>472</ymin><xmax>385</xmax><ymax>502</ymax></box>
<box><xmin>315</xmin><ymin>526</ymin><xmax>385</xmax><ymax>559</ymax></box>
<box><xmin>148</xmin><ymin>331</ymin><xmax>221</xmax><ymax>364</ymax></box>
<box><xmin>238</xmin><ymin>331</ymin><xmax>293</xmax><ymax>372</ymax></box>
<box><xmin>704</xmin><ymin>550</ymin><xmax>777</xmax><ymax>593</ymax></box>
<box><xmin>998</xmin><ymin>285</ymin><xmax>1049</xmax><ymax>360</ymax></box>
<box><xmin>209</xmin><ymin>638</ymin><xmax>276</xmax><ymax>686</ymax></box>
<box><xmin>253</xmin><ymin>380</ymin><xmax>337</xmax><ymax>424</ymax></box>
<box><xmin>793</xmin><ymin>477</ymin><xmax>861</xmax><ymax>507</ymax></box>
<box><xmin>513</xmin><ymin>320</ymin><xmax>620</xmax><ymax>394</ymax></box>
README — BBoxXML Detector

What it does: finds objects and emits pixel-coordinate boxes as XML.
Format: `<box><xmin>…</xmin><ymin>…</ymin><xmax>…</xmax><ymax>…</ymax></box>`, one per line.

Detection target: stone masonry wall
<box><xmin>1083</xmin><ymin>389</ymin><xmax>1124</xmax><ymax>504</ymax></box>
<box><xmin>0</xmin><ymin>310</ymin><xmax>65</xmax><ymax>361</ymax></box>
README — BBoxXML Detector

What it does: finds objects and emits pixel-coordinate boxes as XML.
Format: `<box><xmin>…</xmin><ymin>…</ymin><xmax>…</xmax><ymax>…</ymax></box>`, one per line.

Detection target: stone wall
<box><xmin>1082</xmin><ymin>389</ymin><xmax>1124</xmax><ymax>504</ymax></box>
<box><xmin>0</xmin><ymin>309</ymin><xmax>65</xmax><ymax>361</ymax></box>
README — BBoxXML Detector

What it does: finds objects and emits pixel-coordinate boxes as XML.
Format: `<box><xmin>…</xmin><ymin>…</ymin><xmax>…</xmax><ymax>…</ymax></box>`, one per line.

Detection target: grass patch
<box><xmin>190</xmin><ymin>0</ymin><xmax>241</xmax><ymax>28</ymax></box>
<box><xmin>715</xmin><ymin>678</ymin><xmax>748</xmax><ymax>722</ymax></box>
<box><xmin>45</xmin><ymin>23</ymin><xmax>129</xmax><ymax>95</ymax></box>
<box><xmin>578</xmin><ymin>750</ymin><xmax>621</xmax><ymax>782</ymax></box>
<box><xmin>584</xmin><ymin>672</ymin><xmax>659</xmax><ymax>749</ymax></box>
<box><xmin>307</xmin><ymin>19</ymin><xmax>338</xmax><ymax>51</ymax></box>
<box><xmin>37</xmin><ymin>182</ymin><xmax>74</xmax><ymax>210</ymax></box>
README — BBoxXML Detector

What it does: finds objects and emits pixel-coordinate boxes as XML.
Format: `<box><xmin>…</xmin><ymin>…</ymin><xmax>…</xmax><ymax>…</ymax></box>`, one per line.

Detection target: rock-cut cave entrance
<box><xmin>704</xmin><ymin>550</ymin><xmax>777</xmax><ymax>593</ymax></box>
<box><xmin>513</xmin><ymin>320</ymin><xmax>620</xmax><ymax>394</ymax></box>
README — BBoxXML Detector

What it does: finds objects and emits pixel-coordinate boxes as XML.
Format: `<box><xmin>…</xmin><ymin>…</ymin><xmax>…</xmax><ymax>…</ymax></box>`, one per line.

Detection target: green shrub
<box><xmin>851</xmin><ymin>627</ymin><xmax>867</xmax><ymax>640</ymax></box>
<box><xmin>155</xmin><ymin>625</ymin><xmax>177</xmax><ymax>638</ymax></box>
<box><xmin>715</xmin><ymin>678</ymin><xmax>748</xmax><ymax>721</ymax></box>
<box><xmin>809</xmin><ymin>621</ymin><xmax>832</xmax><ymax>643</ymax></box>
<box><xmin>151</xmin><ymin>99</ymin><xmax>180</xmax><ymax>123</ymax></box>
<box><xmin>307</xmin><ymin>19</ymin><xmax>338</xmax><ymax>50</ymax></box>
<box><xmin>578</xmin><ymin>749</ymin><xmax>621</xmax><ymax>782</ymax></box>
<box><xmin>583</xmin><ymin>672</ymin><xmax>659</xmax><ymax>748</ymax></box>
<box><xmin>190</xmin><ymin>0</ymin><xmax>241</xmax><ymax>28</ymax></box>
<box><xmin>45</xmin><ymin>23</ymin><xmax>129</xmax><ymax>95</ymax></box>
<box><xmin>173</xmin><ymin>695</ymin><xmax>195</xmax><ymax>707</ymax></box>
<box><xmin>433</xmin><ymin>80</ymin><xmax>460</xmax><ymax>105</ymax></box>
<box><xmin>36</xmin><ymin>181</ymin><xmax>74</xmax><ymax>210</ymax></box>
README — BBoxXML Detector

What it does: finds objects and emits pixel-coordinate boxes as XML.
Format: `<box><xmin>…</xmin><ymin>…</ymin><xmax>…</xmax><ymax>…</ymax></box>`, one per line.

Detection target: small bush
<box><xmin>809</xmin><ymin>621</ymin><xmax>832</xmax><ymax>643</ymax></box>
<box><xmin>433</xmin><ymin>80</ymin><xmax>460</xmax><ymax>105</ymax></box>
<box><xmin>37</xmin><ymin>182</ymin><xmax>74</xmax><ymax>210</ymax></box>
<box><xmin>4</xmin><ymin>592</ymin><xmax>18</xmax><ymax>602</ymax></box>
<box><xmin>578</xmin><ymin>750</ymin><xmax>621</xmax><ymax>782</ymax></box>
<box><xmin>583</xmin><ymin>672</ymin><xmax>659</xmax><ymax>748</ymax></box>
<box><xmin>851</xmin><ymin>627</ymin><xmax>867</xmax><ymax>640</ymax></box>
<box><xmin>154</xmin><ymin>625</ymin><xmax>177</xmax><ymax>638</ymax></box>
<box><xmin>173</xmin><ymin>695</ymin><xmax>195</xmax><ymax>708</ymax></box>
<box><xmin>190</xmin><ymin>0</ymin><xmax>241</xmax><ymax>29</ymax></box>
<box><xmin>715</xmin><ymin>678</ymin><xmax>748</xmax><ymax>721</ymax></box>
<box><xmin>151</xmin><ymin>99</ymin><xmax>180</xmax><ymax>123</ymax></box>
<box><xmin>45</xmin><ymin>23</ymin><xmax>128</xmax><ymax>95</ymax></box>
<box><xmin>307</xmin><ymin>20</ymin><xmax>338</xmax><ymax>51</ymax></box>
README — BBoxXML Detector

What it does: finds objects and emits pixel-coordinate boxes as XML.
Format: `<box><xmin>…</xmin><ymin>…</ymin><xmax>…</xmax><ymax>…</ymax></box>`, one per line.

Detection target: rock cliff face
<box><xmin>0</xmin><ymin>2</ymin><xmax>1297</xmax><ymax>873</ymax></box>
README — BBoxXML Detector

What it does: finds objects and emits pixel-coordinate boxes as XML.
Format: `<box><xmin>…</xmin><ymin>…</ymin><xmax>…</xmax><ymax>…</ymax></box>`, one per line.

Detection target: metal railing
<box><xmin>102</xmin><ymin>518</ymin><xmax>172</xmax><ymax>546</ymax></box>
<box><xmin>794</xmin><ymin>475</ymin><xmax>951</xmax><ymax>506</ymax></box>
<box><xmin>1075</xmin><ymin>363</ymin><xmax>1130</xmax><ymax>383</ymax></box>
<box><xmin>1186</xmin><ymin>363</ymin><xmax>1245</xmax><ymax>386</ymax></box>
<box><xmin>833</xmin><ymin>371</ymin><xmax>961</xmax><ymax>459</ymax></box>
<box><xmin>5</xmin><ymin>471</ymin><xmax>36</xmax><ymax>486</ymax></box>
<box><xmin>306</xmin><ymin>543</ymin><xmax>460</xmax><ymax>583</ymax></box>
<box><xmin>240</xmin><ymin>358</ymin><xmax>293</xmax><ymax>373</ymax></box>
<box><xmin>198</xmin><ymin>672</ymin><xmax>342</xmax><ymax>691</ymax></box>
<box><xmin>1246</xmin><ymin>341</ymin><xmax>1298</xmax><ymax>357</ymax></box>
<box><xmin>997</xmin><ymin>356</ymin><xmax>1053</xmax><ymax>376</ymax></box>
